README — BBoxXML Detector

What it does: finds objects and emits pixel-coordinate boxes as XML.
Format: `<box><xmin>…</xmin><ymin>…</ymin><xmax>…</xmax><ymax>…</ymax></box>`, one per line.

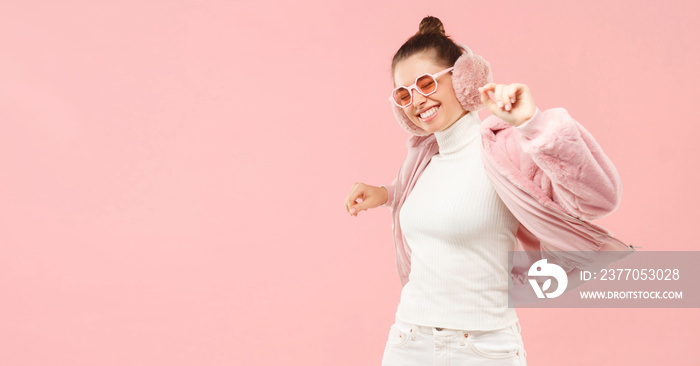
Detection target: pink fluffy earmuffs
<box><xmin>391</xmin><ymin>43</ymin><xmax>492</xmax><ymax>136</ymax></box>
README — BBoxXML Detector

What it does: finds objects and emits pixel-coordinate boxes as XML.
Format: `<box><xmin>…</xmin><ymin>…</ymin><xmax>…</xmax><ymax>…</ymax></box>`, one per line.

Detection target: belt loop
<box><xmin>515</xmin><ymin>321</ymin><xmax>522</xmax><ymax>334</ymax></box>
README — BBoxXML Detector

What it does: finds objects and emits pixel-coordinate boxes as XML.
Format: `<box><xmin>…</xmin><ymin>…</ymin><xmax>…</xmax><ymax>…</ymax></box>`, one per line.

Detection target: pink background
<box><xmin>1</xmin><ymin>0</ymin><xmax>698</xmax><ymax>365</ymax></box>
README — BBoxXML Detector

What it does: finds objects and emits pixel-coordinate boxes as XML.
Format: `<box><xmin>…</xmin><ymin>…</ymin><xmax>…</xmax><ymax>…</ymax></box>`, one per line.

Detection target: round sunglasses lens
<box><xmin>393</xmin><ymin>88</ymin><xmax>411</xmax><ymax>107</ymax></box>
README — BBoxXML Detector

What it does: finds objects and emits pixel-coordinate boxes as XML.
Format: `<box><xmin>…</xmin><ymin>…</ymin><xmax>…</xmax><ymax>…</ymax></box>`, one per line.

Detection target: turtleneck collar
<box><xmin>433</xmin><ymin>110</ymin><xmax>482</xmax><ymax>155</ymax></box>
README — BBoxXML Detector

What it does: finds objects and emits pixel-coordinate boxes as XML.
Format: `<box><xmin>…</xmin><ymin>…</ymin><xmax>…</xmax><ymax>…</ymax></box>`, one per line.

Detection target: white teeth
<box><xmin>420</xmin><ymin>106</ymin><xmax>439</xmax><ymax>119</ymax></box>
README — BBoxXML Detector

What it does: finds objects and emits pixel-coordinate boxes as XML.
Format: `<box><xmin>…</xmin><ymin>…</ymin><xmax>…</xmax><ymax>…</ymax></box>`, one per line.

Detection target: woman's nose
<box><xmin>411</xmin><ymin>90</ymin><xmax>427</xmax><ymax>108</ymax></box>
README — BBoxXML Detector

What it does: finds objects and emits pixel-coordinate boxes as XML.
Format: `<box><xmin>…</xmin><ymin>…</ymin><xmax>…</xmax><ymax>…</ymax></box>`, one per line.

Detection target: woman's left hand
<box><xmin>478</xmin><ymin>83</ymin><xmax>537</xmax><ymax>127</ymax></box>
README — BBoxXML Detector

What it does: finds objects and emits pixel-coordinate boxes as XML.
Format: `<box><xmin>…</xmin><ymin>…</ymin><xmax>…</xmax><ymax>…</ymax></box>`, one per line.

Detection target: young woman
<box><xmin>345</xmin><ymin>16</ymin><xmax>634</xmax><ymax>366</ymax></box>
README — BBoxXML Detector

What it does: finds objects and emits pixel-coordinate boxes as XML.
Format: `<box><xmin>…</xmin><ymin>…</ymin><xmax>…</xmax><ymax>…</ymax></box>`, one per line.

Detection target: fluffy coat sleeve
<box><xmin>505</xmin><ymin>107</ymin><xmax>623</xmax><ymax>221</ymax></box>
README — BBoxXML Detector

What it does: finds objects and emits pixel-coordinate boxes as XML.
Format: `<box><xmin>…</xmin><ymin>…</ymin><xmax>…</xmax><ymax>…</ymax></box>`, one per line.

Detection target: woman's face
<box><xmin>393</xmin><ymin>51</ymin><xmax>467</xmax><ymax>134</ymax></box>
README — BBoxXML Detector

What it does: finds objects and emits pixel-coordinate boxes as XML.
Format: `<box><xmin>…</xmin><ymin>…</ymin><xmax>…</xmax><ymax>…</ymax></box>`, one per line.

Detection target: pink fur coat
<box><xmin>381</xmin><ymin>107</ymin><xmax>636</xmax><ymax>299</ymax></box>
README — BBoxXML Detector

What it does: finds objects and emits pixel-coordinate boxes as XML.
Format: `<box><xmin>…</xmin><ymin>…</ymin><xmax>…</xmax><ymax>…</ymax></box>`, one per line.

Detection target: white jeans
<box><xmin>381</xmin><ymin>318</ymin><xmax>527</xmax><ymax>366</ymax></box>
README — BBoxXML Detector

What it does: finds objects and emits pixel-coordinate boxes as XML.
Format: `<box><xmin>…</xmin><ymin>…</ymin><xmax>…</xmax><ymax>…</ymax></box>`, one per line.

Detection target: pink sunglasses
<box><xmin>389</xmin><ymin>67</ymin><xmax>454</xmax><ymax>108</ymax></box>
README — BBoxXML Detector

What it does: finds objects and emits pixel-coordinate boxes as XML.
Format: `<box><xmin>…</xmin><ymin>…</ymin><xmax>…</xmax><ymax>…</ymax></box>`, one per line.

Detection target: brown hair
<box><xmin>391</xmin><ymin>16</ymin><xmax>463</xmax><ymax>73</ymax></box>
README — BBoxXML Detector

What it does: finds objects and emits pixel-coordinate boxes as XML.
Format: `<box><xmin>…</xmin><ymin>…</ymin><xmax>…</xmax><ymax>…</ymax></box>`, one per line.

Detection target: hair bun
<box><xmin>417</xmin><ymin>16</ymin><xmax>445</xmax><ymax>36</ymax></box>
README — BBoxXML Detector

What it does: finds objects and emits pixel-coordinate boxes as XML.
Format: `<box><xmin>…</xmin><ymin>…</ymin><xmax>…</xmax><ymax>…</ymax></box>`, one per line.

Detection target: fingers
<box><xmin>479</xmin><ymin>83</ymin><xmax>520</xmax><ymax>112</ymax></box>
<box><xmin>478</xmin><ymin>83</ymin><xmax>497</xmax><ymax>109</ymax></box>
<box><xmin>479</xmin><ymin>82</ymin><xmax>501</xmax><ymax>110</ymax></box>
<box><xmin>345</xmin><ymin>183</ymin><xmax>367</xmax><ymax>217</ymax></box>
<box><xmin>345</xmin><ymin>183</ymin><xmax>359</xmax><ymax>216</ymax></box>
<box><xmin>480</xmin><ymin>82</ymin><xmax>497</xmax><ymax>91</ymax></box>
<box><xmin>503</xmin><ymin>84</ymin><xmax>519</xmax><ymax>111</ymax></box>
<box><xmin>495</xmin><ymin>84</ymin><xmax>504</xmax><ymax>110</ymax></box>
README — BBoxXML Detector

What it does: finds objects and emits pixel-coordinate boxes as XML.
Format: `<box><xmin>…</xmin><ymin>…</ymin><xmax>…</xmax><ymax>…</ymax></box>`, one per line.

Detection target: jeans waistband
<box><xmin>395</xmin><ymin>317</ymin><xmax>521</xmax><ymax>336</ymax></box>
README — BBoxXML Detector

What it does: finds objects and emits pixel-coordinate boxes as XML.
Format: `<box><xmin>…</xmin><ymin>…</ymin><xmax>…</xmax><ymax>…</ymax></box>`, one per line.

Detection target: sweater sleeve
<box><xmin>380</xmin><ymin>177</ymin><xmax>397</xmax><ymax>208</ymax></box>
<box><xmin>512</xmin><ymin>107</ymin><xmax>622</xmax><ymax>221</ymax></box>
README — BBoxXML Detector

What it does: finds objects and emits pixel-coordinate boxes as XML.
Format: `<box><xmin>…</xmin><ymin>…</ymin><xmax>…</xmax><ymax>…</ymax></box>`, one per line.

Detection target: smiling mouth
<box><xmin>418</xmin><ymin>105</ymin><xmax>440</xmax><ymax>122</ymax></box>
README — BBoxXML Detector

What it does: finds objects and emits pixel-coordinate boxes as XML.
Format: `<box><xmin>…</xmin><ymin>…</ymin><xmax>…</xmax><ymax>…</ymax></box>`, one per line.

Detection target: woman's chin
<box><xmin>418</xmin><ymin>120</ymin><xmax>441</xmax><ymax>133</ymax></box>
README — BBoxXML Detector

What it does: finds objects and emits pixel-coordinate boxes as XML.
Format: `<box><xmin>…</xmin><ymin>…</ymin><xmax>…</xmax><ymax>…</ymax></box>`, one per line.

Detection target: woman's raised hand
<box><xmin>478</xmin><ymin>83</ymin><xmax>537</xmax><ymax>127</ymax></box>
<box><xmin>345</xmin><ymin>183</ymin><xmax>388</xmax><ymax>217</ymax></box>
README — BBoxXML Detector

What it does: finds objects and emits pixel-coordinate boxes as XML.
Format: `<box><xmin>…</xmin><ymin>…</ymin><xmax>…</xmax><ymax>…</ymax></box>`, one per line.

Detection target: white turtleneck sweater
<box><xmin>395</xmin><ymin>111</ymin><xmax>521</xmax><ymax>331</ymax></box>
